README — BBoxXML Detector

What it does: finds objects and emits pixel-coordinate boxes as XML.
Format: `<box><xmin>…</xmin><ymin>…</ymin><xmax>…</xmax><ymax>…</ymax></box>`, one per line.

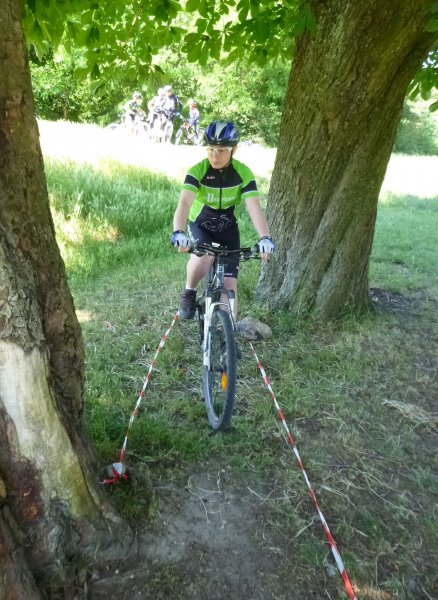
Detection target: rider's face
<box><xmin>206</xmin><ymin>146</ymin><xmax>235</xmax><ymax>169</ymax></box>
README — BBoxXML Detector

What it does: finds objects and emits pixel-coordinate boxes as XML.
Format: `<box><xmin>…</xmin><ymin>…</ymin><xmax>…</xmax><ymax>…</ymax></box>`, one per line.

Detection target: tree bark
<box><xmin>0</xmin><ymin>1</ymin><xmax>127</xmax><ymax>595</ymax></box>
<box><xmin>257</xmin><ymin>0</ymin><xmax>437</xmax><ymax>319</ymax></box>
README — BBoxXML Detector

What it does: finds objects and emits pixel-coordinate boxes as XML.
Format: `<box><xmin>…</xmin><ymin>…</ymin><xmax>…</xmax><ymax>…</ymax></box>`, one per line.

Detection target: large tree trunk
<box><xmin>0</xmin><ymin>1</ymin><xmax>126</xmax><ymax>596</ymax></box>
<box><xmin>257</xmin><ymin>0</ymin><xmax>437</xmax><ymax>319</ymax></box>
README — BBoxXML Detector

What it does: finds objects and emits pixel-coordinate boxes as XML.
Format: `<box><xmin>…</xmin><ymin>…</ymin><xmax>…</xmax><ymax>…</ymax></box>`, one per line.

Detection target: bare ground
<box><xmin>88</xmin><ymin>468</ymin><xmax>344</xmax><ymax>600</ymax></box>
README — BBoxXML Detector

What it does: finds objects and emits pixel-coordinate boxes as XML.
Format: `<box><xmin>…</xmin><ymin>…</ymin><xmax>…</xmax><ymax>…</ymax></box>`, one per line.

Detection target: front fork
<box><xmin>200</xmin><ymin>290</ymin><xmax>235</xmax><ymax>368</ymax></box>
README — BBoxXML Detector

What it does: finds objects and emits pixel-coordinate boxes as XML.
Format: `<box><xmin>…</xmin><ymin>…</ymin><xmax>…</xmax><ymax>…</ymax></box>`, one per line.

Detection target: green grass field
<box><xmin>45</xmin><ymin>152</ymin><xmax>438</xmax><ymax>600</ymax></box>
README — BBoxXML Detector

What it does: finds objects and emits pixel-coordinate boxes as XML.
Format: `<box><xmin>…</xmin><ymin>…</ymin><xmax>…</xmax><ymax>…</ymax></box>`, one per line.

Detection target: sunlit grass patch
<box><xmin>371</xmin><ymin>192</ymin><xmax>438</xmax><ymax>295</ymax></box>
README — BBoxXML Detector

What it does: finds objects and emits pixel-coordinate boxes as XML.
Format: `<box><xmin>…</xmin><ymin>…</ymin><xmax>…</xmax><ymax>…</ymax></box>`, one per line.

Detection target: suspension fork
<box><xmin>202</xmin><ymin>291</ymin><xmax>236</xmax><ymax>367</ymax></box>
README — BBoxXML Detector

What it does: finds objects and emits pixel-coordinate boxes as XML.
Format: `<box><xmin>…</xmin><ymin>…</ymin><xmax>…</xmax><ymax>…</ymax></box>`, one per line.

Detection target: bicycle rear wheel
<box><xmin>195</xmin><ymin>127</ymin><xmax>206</xmax><ymax>145</ymax></box>
<box><xmin>174</xmin><ymin>128</ymin><xmax>183</xmax><ymax>145</ymax></box>
<box><xmin>203</xmin><ymin>308</ymin><xmax>236</xmax><ymax>431</ymax></box>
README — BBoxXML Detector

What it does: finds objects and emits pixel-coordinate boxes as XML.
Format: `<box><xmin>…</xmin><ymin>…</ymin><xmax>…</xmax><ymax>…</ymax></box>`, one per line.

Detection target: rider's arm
<box><xmin>173</xmin><ymin>189</ymin><xmax>195</xmax><ymax>231</ymax></box>
<box><xmin>245</xmin><ymin>196</ymin><xmax>270</xmax><ymax>238</ymax></box>
<box><xmin>173</xmin><ymin>189</ymin><xmax>195</xmax><ymax>253</ymax></box>
<box><xmin>245</xmin><ymin>196</ymin><xmax>273</xmax><ymax>261</ymax></box>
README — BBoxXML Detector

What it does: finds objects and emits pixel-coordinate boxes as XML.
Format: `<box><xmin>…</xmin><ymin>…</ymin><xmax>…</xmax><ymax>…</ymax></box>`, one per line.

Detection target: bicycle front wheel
<box><xmin>203</xmin><ymin>308</ymin><xmax>236</xmax><ymax>431</ymax></box>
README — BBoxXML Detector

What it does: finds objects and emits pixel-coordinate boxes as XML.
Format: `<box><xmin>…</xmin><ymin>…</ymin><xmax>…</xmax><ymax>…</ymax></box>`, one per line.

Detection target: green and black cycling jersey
<box><xmin>182</xmin><ymin>158</ymin><xmax>258</xmax><ymax>230</ymax></box>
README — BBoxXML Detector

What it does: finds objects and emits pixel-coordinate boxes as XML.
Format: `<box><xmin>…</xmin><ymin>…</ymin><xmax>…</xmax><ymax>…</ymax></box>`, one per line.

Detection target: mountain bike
<box><xmin>174</xmin><ymin>118</ymin><xmax>206</xmax><ymax>145</ymax></box>
<box><xmin>190</xmin><ymin>243</ymin><xmax>260</xmax><ymax>431</ymax></box>
<box><xmin>106</xmin><ymin>111</ymin><xmax>147</xmax><ymax>136</ymax></box>
<box><xmin>145</xmin><ymin>108</ymin><xmax>175</xmax><ymax>142</ymax></box>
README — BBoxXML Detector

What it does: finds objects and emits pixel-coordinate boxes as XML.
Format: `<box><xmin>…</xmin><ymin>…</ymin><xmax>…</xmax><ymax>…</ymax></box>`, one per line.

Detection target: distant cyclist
<box><xmin>123</xmin><ymin>91</ymin><xmax>143</xmax><ymax>123</ymax></box>
<box><xmin>146</xmin><ymin>87</ymin><xmax>165</xmax><ymax>127</ymax></box>
<box><xmin>162</xmin><ymin>85</ymin><xmax>181</xmax><ymax>120</ymax></box>
<box><xmin>171</xmin><ymin>120</ymin><xmax>275</xmax><ymax>321</ymax></box>
<box><xmin>187</xmin><ymin>99</ymin><xmax>200</xmax><ymax>135</ymax></box>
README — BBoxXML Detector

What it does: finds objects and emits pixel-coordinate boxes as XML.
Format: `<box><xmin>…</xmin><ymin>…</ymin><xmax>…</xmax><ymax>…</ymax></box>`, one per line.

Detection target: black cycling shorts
<box><xmin>188</xmin><ymin>220</ymin><xmax>240</xmax><ymax>279</ymax></box>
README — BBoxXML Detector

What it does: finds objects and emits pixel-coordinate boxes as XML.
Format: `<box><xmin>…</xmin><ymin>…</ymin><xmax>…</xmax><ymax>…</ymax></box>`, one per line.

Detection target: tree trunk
<box><xmin>257</xmin><ymin>0</ymin><xmax>437</xmax><ymax>319</ymax></box>
<box><xmin>0</xmin><ymin>1</ymin><xmax>127</xmax><ymax>595</ymax></box>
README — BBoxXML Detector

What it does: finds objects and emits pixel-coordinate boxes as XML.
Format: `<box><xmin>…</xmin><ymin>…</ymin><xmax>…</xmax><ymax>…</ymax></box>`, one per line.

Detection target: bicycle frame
<box><xmin>191</xmin><ymin>242</ymin><xmax>260</xmax><ymax>431</ymax></box>
<box><xmin>202</xmin><ymin>264</ymin><xmax>235</xmax><ymax>368</ymax></box>
<box><xmin>192</xmin><ymin>243</ymin><xmax>258</xmax><ymax>367</ymax></box>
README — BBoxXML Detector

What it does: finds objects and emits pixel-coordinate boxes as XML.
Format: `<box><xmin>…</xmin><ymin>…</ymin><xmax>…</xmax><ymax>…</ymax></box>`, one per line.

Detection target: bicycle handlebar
<box><xmin>189</xmin><ymin>243</ymin><xmax>261</xmax><ymax>260</ymax></box>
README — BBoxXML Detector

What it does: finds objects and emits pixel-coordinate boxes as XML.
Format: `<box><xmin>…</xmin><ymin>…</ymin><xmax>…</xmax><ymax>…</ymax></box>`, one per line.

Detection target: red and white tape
<box><xmin>249</xmin><ymin>342</ymin><xmax>358</xmax><ymax>600</ymax></box>
<box><xmin>101</xmin><ymin>312</ymin><xmax>180</xmax><ymax>485</ymax></box>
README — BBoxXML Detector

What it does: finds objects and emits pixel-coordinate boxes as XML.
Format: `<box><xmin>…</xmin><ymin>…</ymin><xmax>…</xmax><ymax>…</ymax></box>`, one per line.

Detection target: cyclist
<box><xmin>162</xmin><ymin>85</ymin><xmax>181</xmax><ymax>119</ymax></box>
<box><xmin>122</xmin><ymin>91</ymin><xmax>145</xmax><ymax>135</ymax></box>
<box><xmin>187</xmin><ymin>99</ymin><xmax>200</xmax><ymax>136</ymax></box>
<box><xmin>171</xmin><ymin>119</ymin><xmax>275</xmax><ymax>323</ymax></box>
<box><xmin>123</xmin><ymin>91</ymin><xmax>143</xmax><ymax>123</ymax></box>
<box><xmin>146</xmin><ymin>87</ymin><xmax>165</xmax><ymax>127</ymax></box>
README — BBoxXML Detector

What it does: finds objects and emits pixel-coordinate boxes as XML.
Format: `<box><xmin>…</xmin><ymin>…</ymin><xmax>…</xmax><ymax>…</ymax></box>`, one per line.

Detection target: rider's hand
<box><xmin>257</xmin><ymin>236</ymin><xmax>275</xmax><ymax>261</ymax></box>
<box><xmin>171</xmin><ymin>230</ymin><xmax>191</xmax><ymax>252</ymax></box>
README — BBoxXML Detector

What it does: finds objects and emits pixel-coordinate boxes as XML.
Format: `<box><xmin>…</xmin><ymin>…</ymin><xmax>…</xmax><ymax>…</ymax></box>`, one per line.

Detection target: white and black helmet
<box><xmin>204</xmin><ymin>120</ymin><xmax>240</xmax><ymax>147</ymax></box>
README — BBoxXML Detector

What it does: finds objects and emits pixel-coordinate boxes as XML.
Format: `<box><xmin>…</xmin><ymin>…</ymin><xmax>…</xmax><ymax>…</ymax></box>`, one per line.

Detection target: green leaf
<box><xmin>429</xmin><ymin>100</ymin><xmax>438</xmax><ymax>112</ymax></box>
<box><xmin>198</xmin><ymin>0</ymin><xmax>210</xmax><ymax>18</ymax></box>
<box><xmin>30</xmin><ymin>38</ymin><xmax>49</xmax><ymax>61</ymax></box>
<box><xmin>407</xmin><ymin>83</ymin><xmax>420</xmax><ymax>100</ymax></box>
<box><xmin>195</xmin><ymin>18</ymin><xmax>207</xmax><ymax>33</ymax></box>
<box><xmin>87</xmin><ymin>26</ymin><xmax>100</xmax><ymax>44</ymax></box>
<box><xmin>73</xmin><ymin>67</ymin><xmax>89</xmax><ymax>82</ymax></box>
<box><xmin>239</xmin><ymin>4</ymin><xmax>249</xmax><ymax>23</ymax></box>
<box><xmin>424</xmin><ymin>18</ymin><xmax>438</xmax><ymax>32</ymax></box>
<box><xmin>184</xmin><ymin>32</ymin><xmax>199</xmax><ymax>46</ymax></box>
<box><xmin>293</xmin><ymin>13</ymin><xmax>307</xmax><ymax>36</ymax></box>
<box><xmin>250</xmin><ymin>0</ymin><xmax>260</xmax><ymax>17</ymax></box>
<box><xmin>252</xmin><ymin>19</ymin><xmax>269</xmax><ymax>43</ymax></box>
<box><xmin>185</xmin><ymin>0</ymin><xmax>200</xmax><ymax>12</ymax></box>
<box><xmin>305</xmin><ymin>9</ymin><xmax>317</xmax><ymax>34</ymax></box>
<box><xmin>92</xmin><ymin>62</ymin><xmax>100</xmax><ymax>78</ymax></box>
<box><xmin>186</xmin><ymin>42</ymin><xmax>201</xmax><ymax>62</ymax></box>
<box><xmin>209</xmin><ymin>41</ymin><xmax>221</xmax><ymax>61</ymax></box>
<box><xmin>420</xmin><ymin>86</ymin><xmax>432</xmax><ymax>100</ymax></box>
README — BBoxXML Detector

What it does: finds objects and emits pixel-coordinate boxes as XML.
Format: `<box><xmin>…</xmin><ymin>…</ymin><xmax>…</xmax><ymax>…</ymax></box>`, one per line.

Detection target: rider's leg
<box><xmin>179</xmin><ymin>254</ymin><xmax>212</xmax><ymax>319</ymax></box>
<box><xmin>185</xmin><ymin>254</ymin><xmax>213</xmax><ymax>289</ymax></box>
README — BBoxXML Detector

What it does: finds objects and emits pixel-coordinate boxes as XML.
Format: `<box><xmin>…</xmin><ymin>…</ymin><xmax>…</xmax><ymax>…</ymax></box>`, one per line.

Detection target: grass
<box><xmin>46</xmin><ymin>155</ymin><xmax>438</xmax><ymax>600</ymax></box>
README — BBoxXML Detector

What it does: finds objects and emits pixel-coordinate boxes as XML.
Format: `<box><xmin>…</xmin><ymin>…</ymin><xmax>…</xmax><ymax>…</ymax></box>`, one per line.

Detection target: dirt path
<box><xmin>88</xmin><ymin>467</ymin><xmax>339</xmax><ymax>600</ymax></box>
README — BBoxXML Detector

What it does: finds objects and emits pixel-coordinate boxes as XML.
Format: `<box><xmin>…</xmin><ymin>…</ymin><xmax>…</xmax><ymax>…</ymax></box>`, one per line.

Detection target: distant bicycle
<box><xmin>191</xmin><ymin>242</ymin><xmax>260</xmax><ymax>431</ymax></box>
<box><xmin>106</xmin><ymin>111</ymin><xmax>147</xmax><ymax>137</ymax></box>
<box><xmin>146</xmin><ymin>108</ymin><xmax>175</xmax><ymax>143</ymax></box>
<box><xmin>174</xmin><ymin>118</ymin><xmax>206</xmax><ymax>145</ymax></box>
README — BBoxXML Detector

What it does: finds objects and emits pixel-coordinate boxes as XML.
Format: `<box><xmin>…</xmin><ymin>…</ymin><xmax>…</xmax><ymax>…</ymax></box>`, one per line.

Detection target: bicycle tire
<box><xmin>203</xmin><ymin>308</ymin><xmax>236</xmax><ymax>431</ymax></box>
<box><xmin>195</xmin><ymin>127</ymin><xmax>206</xmax><ymax>145</ymax></box>
<box><xmin>164</xmin><ymin>121</ymin><xmax>173</xmax><ymax>143</ymax></box>
<box><xmin>175</xmin><ymin>128</ymin><xmax>183</xmax><ymax>145</ymax></box>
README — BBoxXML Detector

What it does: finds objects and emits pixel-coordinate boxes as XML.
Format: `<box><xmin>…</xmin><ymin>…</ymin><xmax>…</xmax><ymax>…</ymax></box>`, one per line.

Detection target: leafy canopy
<box><xmin>23</xmin><ymin>0</ymin><xmax>438</xmax><ymax>106</ymax></box>
<box><xmin>22</xmin><ymin>0</ymin><xmax>313</xmax><ymax>84</ymax></box>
